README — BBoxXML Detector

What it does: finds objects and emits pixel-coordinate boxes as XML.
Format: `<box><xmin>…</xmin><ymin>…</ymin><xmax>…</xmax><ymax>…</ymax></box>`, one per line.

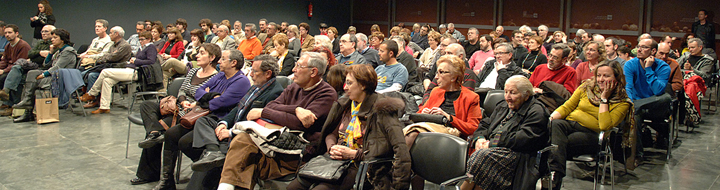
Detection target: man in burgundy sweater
<box><xmin>217</xmin><ymin>52</ymin><xmax>337</xmax><ymax>190</ymax></box>
<box><xmin>529</xmin><ymin>43</ymin><xmax>578</xmax><ymax>94</ymax></box>
<box><xmin>0</xmin><ymin>24</ymin><xmax>31</xmax><ymax>92</ymax></box>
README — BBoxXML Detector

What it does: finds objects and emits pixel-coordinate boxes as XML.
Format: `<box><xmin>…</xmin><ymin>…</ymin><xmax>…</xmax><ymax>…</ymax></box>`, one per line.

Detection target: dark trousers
<box><xmin>634</xmin><ymin>94</ymin><xmax>672</xmax><ymax>156</ymax></box>
<box><xmin>165</xmin><ymin>124</ymin><xmax>203</xmax><ymax>161</ymax></box>
<box><xmin>549</xmin><ymin>119</ymin><xmax>599</xmax><ymax>177</ymax></box>
<box><xmin>136</xmin><ymin>101</ymin><xmax>179</xmax><ymax>180</ymax></box>
<box><xmin>193</xmin><ymin>115</ymin><xmax>222</xmax><ymax>149</ymax></box>
<box><xmin>286</xmin><ymin>165</ymin><xmax>359</xmax><ymax>190</ymax></box>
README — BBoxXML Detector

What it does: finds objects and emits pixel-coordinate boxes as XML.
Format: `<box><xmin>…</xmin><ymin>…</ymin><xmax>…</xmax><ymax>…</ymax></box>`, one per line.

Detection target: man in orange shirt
<box><xmin>237</xmin><ymin>23</ymin><xmax>262</xmax><ymax>70</ymax></box>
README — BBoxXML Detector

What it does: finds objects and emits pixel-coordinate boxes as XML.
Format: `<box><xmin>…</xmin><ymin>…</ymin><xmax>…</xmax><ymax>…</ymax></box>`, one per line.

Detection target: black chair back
<box><xmin>77</xmin><ymin>44</ymin><xmax>89</xmax><ymax>55</ymax></box>
<box><xmin>168</xmin><ymin>77</ymin><xmax>185</xmax><ymax>97</ymax></box>
<box><xmin>483</xmin><ymin>90</ymin><xmax>504</xmax><ymax>117</ymax></box>
<box><xmin>411</xmin><ymin>132</ymin><xmax>468</xmax><ymax>185</ymax></box>
<box><xmin>276</xmin><ymin>76</ymin><xmax>293</xmax><ymax>89</ymax></box>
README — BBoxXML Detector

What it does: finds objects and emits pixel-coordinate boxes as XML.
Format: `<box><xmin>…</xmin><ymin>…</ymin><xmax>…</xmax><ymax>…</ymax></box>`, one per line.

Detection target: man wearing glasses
<box><xmin>335</xmin><ymin>34</ymin><xmax>366</xmax><ymax>66</ymax></box>
<box><xmin>477</xmin><ymin>42</ymin><xmax>529</xmax><ymax>90</ymax></box>
<box><xmin>127</xmin><ymin>21</ymin><xmax>145</xmax><ymax>55</ymax></box>
<box><xmin>0</xmin><ymin>25</ymin><xmax>49</xmax><ymax>114</ymax></box>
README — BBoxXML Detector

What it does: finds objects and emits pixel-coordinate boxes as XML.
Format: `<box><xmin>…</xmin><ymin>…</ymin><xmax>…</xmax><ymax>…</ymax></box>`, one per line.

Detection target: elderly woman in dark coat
<box><xmin>287</xmin><ymin>64</ymin><xmax>411</xmax><ymax>190</ymax></box>
<box><xmin>461</xmin><ymin>75</ymin><xmax>550</xmax><ymax>190</ymax></box>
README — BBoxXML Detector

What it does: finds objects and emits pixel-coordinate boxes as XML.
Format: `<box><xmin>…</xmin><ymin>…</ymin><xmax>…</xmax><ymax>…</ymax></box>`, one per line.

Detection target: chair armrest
<box><xmin>440</xmin><ymin>175</ymin><xmax>471</xmax><ymax>187</ymax></box>
<box><xmin>354</xmin><ymin>158</ymin><xmax>395</xmax><ymax>190</ymax></box>
<box><xmin>135</xmin><ymin>91</ymin><xmax>167</xmax><ymax>96</ymax></box>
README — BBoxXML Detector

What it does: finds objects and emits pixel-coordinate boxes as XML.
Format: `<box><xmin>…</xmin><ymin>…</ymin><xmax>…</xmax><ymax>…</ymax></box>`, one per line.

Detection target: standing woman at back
<box><xmin>30</xmin><ymin>0</ymin><xmax>56</xmax><ymax>46</ymax></box>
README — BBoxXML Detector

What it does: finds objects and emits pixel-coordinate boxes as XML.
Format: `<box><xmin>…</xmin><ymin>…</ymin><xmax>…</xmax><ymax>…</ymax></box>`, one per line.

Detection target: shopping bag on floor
<box><xmin>35</xmin><ymin>96</ymin><xmax>59</xmax><ymax>124</ymax></box>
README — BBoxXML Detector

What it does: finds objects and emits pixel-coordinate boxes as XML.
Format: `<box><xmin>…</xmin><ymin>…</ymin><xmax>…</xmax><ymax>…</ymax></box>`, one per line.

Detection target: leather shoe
<box><xmin>191</xmin><ymin>150</ymin><xmax>226</xmax><ymax>171</ymax></box>
<box><xmin>80</xmin><ymin>93</ymin><xmax>95</xmax><ymax>102</ymax></box>
<box><xmin>83</xmin><ymin>100</ymin><xmax>99</xmax><ymax>108</ymax></box>
<box><xmin>0</xmin><ymin>89</ymin><xmax>9</xmax><ymax>101</ymax></box>
<box><xmin>130</xmin><ymin>177</ymin><xmax>157</xmax><ymax>185</ymax></box>
<box><xmin>91</xmin><ymin>109</ymin><xmax>110</xmax><ymax>114</ymax></box>
<box><xmin>138</xmin><ymin>133</ymin><xmax>165</xmax><ymax>149</ymax></box>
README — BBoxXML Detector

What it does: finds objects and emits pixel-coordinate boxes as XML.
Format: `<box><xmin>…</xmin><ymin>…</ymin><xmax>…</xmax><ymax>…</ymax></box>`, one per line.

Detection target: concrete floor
<box><xmin>1</xmin><ymin>96</ymin><xmax>720</xmax><ymax>190</ymax></box>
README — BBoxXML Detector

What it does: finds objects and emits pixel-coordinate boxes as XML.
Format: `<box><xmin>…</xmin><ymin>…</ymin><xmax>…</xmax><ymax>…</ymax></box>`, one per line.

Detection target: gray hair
<box><xmin>447</xmin><ymin>43</ymin><xmax>465</xmax><ymax>58</ymax></box>
<box><xmin>136</xmin><ymin>21</ymin><xmax>145</xmax><ymax>26</ymax></box>
<box><xmin>495</xmin><ymin>42</ymin><xmax>514</xmax><ymax>54</ymax></box>
<box><xmin>576</xmin><ymin>29</ymin><xmax>587</xmax><ymax>37</ymax></box>
<box><xmin>551</xmin><ymin>43</ymin><xmax>572</xmax><ymax>58</ymax></box>
<box><xmin>468</xmin><ymin>27</ymin><xmax>479</xmax><ymax>34</ymax></box>
<box><xmin>301</xmin><ymin>52</ymin><xmax>328</xmax><ymax>76</ymax></box>
<box><xmin>253</xmin><ymin>54</ymin><xmax>280</xmax><ymax>78</ymax></box>
<box><xmin>638</xmin><ymin>33</ymin><xmax>652</xmax><ymax>41</ymax></box>
<box><xmin>245</xmin><ymin>23</ymin><xmax>257</xmax><ymax>34</ymax></box>
<box><xmin>355</xmin><ymin>33</ymin><xmax>368</xmax><ymax>43</ymax></box>
<box><xmin>688</xmin><ymin>38</ymin><xmax>704</xmax><ymax>47</ymax></box>
<box><xmin>519</xmin><ymin>25</ymin><xmax>532</xmax><ymax>34</ymax></box>
<box><xmin>447</xmin><ymin>23</ymin><xmax>455</xmax><ymax>28</ymax></box>
<box><xmin>439</xmin><ymin>24</ymin><xmax>446</xmax><ymax>29</ymax></box>
<box><xmin>538</xmin><ymin>25</ymin><xmax>548</xmax><ymax>31</ymax></box>
<box><xmin>390</xmin><ymin>36</ymin><xmax>405</xmax><ymax>48</ymax></box>
<box><xmin>314</xmin><ymin>35</ymin><xmax>332</xmax><ymax>50</ymax></box>
<box><xmin>218</xmin><ymin>25</ymin><xmax>229</xmax><ymax>33</ymax></box>
<box><xmin>111</xmin><ymin>26</ymin><xmax>124</xmax><ymax>37</ymax></box>
<box><xmin>226</xmin><ymin>49</ymin><xmax>245</xmax><ymax>69</ymax></box>
<box><xmin>506</xmin><ymin>75</ymin><xmax>534</xmax><ymax>97</ymax></box>
<box><xmin>43</xmin><ymin>25</ymin><xmax>56</xmax><ymax>31</ymax></box>
<box><xmin>341</xmin><ymin>33</ymin><xmax>357</xmax><ymax>43</ymax></box>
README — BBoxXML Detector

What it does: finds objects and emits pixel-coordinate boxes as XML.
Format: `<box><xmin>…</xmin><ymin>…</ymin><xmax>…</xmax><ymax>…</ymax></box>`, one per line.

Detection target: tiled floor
<box><xmin>0</xmin><ymin>96</ymin><xmax>719</xmax><ymax>190</ymax></box>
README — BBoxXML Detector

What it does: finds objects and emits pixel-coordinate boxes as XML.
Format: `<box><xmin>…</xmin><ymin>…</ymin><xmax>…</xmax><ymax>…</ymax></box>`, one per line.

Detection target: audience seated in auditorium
<box><xmin>130</xmin><ymin>42</ymin><xmax>219</xmax><ymax>186</ymax></box>
<box><xmin>217</xmin><ymin>52</ymin><xmax>337</xmax><ymax>190</ymax></box>
<box><xmin>79</xmin><ymin>27</ymin><xmax>144</xmax><ymax>113</ymax></box>
<box><xmin>271</xmin><ymin>33</ymin><xmax>296</xmax><ymax>76</ymax></box>
<box><xmin>461</xmin><ymin>27</ymin><xmax>481</xmax><ymax>60</ymax></box>
<box><xmin>390</xmin><ymin>36</ymin><xmax>418</xmax><ymax>84</ymax></box>
<box><xmin>369</xmin><ymin>32</ymin><xmax>384</xmax><ymax>50</ymax></box>
<box><xmin>604</xmin><ymin>37</ymin><xmax>627</xmax><ymax>65</ymax></box>
<box><xmin>257</xmin><ymin>19</ymin><xmax>268</xmax><ymax>39</ymax></box>
<box><xmin>298</xmin><ymin>23</ymin><xmax>315</xmax><ymax>54</ymax></box>
<box><xmin>543</xmin><ymin>31</ymin><xmax>566</xmax><ymax>54</ymax></box>
<box><xmin>529</xmin><ymin>43</ymin><xmax>578</xmax><ymax>94</ymax></box>
<box><xmin>237</xmin><ymin>23</ymin><xmax>262</xmax><ymax>62</ymax></box>
<box><xmin>460</xmin><ymin>75</ymin><xmax>549</xmax><ymax>190</ymax></box>
<box><xmin>402</xmin><ymin>32</ymin><xmax>423</xmax><ymax>58</ymax></box>
<box><xmin>285</xmin><ymin>25</ymin><xmax>301</xmax><ymax>58</ymax></box>
<box><xmin>575</xmin><ymin>41</ymin><xmax>606</xmax><ymax>83</ymax></box>
<box><xmin>199</xmin><ymin>19</ymin><xmax>216</xmax><ymax>44</ymax></box>
<box><xmin>477</xmin><ymin>43</ymin><xmax>529</xmax><ymax>90</ymax></box>
<box><xmin>128</xmin><ymin>21</ymin><xmax>145</xmax><ymax>55</ymax></box>
<box><xmin>676</xmin><ymin>38</ymin><xmax>715</xmax><ymax>85</ymax></box>
<box><xmin>77</xmin><ymin>19</ymin><xmax>112</xmax><ymax>70</ymax></box>
<box><xmin>261</xmin><ymin>22</ymin><xmax>278</xmax><ymax>54</ymax></box>
<box><xmin>421</xmin><ymin>42</ymin><xmax>478</xmax><ymax>103</ymax></box>
<box><xmin>187</xmin><ymin>55</ymin><xmax>284</xmax><ymax>175</ymax></box>
<box><xmin>625</xmin><ymin>38</ymin><xmax>671</xmax><ymax>158</ymax></box>
<box><xmin>495</xmin><ymin>25</ymin><xmax>510</xmax><ymax>42</ymax></box>
<box><xmin>211</xmin><ymin>25</ymin><xmax>238</xmax><ymax>51</ymax></box>
<box><xmin>150</xmin><ymin>25</ymin><xmax>166</xmax><ymax>52</ymax></box>
<box><xmin>153</xmin><ymin>48</ymin><xmax>251</xmax><ymax>190</ymax></box>
<box><xmin>335</xmin><ymin>34</ymin><xmax>367</xmax><ymax>66</ymax></box>
<box><xmin>418</xmin><ymin>31</ymin><xmax>441</xmax><ymax>72</ymax></box>
<box><xmin>175</xmin><ymin>18</ymin><xmax>190</xmax><ymax>45</ymax></box>
<box><xmin>327</xmin><ymin>26</ymin><xmax>340</xmax><ymax>54</ymax></box>
<box><xmin>517</xmin><ymin>35</ymin><xmax>548</xmax><ymax>73</ymax></box>
<box><xmin>468</xmin><ymin>34</ymin><xmax>494</xmax><ymax>75</ymax></box>
<box><xmin>548</xmin><ymin>60</ymin><xmax>633</xmax><ymax>188</ymax></box>
<box><xmin>656</xmin><ymin>43</ymin><xmax>683</xmax><ymax>92</ymax></box>
<box><xmin>355</xmin><ymin>33</ymin><xmax>381</xmax><ymax>68</ymax></box>
<box><xmin>11</xmin><ymin>28</ymin><xmax>76</xmax><ymax>123</ymax></box>
<box><xmin>375</xmin><ymin>40</ymin><xmax>408</xmax><ymax>94</ymax></box>
<box><xmin>0</xmin><ymin>25</ymin><xmax>52</xmax><ymax>113</ymax></box>
<box><xmin>446</xmin><ymin>23</ymin><xmax>465</xmax><ymax>42</ymax></box>
<box><xmin>411</xmin><ymin>24</ymin><xmax>429</xmax><ymax>50</ymax></box>
<box><xmin>287</xmin><ymin>64</ymin><xmax>411</xmax><ymax>190</ymax></box>
<box><xmin>178</xmin><ymin>29</ymin><xmax>204</xmax><ymax>68</ymax></box>
<box><xmin>158</xmin><ymin>28</ymin><xmax>186</xmax><ymax>90</ymax></box>
<box><xmin>231</xmin><ymin>21</ymin><xmax>246</xmax><ymax>45</ymax></box>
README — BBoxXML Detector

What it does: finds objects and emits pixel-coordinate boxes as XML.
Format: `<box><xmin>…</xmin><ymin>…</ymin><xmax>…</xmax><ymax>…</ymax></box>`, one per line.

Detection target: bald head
<box><xmin>445</xmin><ymin>43</ymin><xmax>465</xmax><ymax>59</ymax></box>
<box><xmin>41</xmin><ymin>25</ymin><xmax>56</xmax><ymax>40</ymax></box>
<box><xmin>656</xmin><ymin>42</ymin><xmax>671</xmax><ymax>61</ymax></box>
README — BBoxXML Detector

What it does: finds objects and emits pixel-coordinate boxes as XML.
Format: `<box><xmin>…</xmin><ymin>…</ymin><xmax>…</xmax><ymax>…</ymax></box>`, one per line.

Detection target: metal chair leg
<box><xmin>175</xmin><ymin>154</ymin><xmax>182</xmax><ymax>184</ymax></box>
<box><xmin>125</xmin><ymin>121</ymin><xmax>131</xmax><ymax>159</ymax></box>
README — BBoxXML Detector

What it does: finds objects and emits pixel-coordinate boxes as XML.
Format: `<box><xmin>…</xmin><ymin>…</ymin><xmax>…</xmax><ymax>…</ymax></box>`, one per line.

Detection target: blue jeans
<box><xmin>3</xmin><ymin>64</ymin><xmax>24</xmax><ymax>91</ymax></box>
<box><xmin>82</xmin><ymin>70</ymin><xmax>100</xmax><ymax>91</ymax></box>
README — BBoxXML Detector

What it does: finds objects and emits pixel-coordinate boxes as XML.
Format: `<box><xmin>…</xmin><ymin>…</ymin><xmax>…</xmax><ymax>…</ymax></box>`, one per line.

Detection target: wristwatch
<box><xmin>600</xmin><ymin>98</ymin><xmax>609</xmax><ymax>104</ymax></box>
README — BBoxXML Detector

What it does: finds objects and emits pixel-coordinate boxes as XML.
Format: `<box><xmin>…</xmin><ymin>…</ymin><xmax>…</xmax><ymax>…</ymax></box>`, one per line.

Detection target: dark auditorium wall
<box><xmin>0</xmin><ymin>0</ymin><xmax>351</xmax><ymax>48</ymax></box>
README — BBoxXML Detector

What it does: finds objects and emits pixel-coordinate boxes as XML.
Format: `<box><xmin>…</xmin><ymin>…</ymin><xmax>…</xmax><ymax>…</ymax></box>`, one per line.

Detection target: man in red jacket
<box><xmin>529</xmin><ymin>43</ymin><xmax>578</xmax><ymax>94</ymax></box>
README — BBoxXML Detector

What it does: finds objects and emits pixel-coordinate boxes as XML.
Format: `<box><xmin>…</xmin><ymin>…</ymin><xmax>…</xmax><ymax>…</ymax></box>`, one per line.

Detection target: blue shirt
<box><xmin>375</xmin><ymin>63</ymin><xmax>408</xmax><ymax>91</ymax></box>
<box><xmin>623</xmin><ymin>57</ymin><xmax>671</xmax><ymax>101</ymax></box>
<box><xmin>0</xmin><ymin>36</ymin><xmax>8</xmax><ymax>53</ymax></box>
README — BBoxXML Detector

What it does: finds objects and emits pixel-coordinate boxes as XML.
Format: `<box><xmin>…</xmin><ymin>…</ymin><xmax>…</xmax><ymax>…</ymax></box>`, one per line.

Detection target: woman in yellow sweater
<box><xmin>547</xmin><ymin>60</ymin><xmax>632</xmax><ymax>189</ymax></box>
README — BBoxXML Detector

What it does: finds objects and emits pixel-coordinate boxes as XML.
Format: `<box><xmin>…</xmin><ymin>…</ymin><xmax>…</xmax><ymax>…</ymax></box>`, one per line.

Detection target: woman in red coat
<box><xmin>160</xmin><ymin>28</ymin><xmax>185</xmax><ymax>60</ymax></box>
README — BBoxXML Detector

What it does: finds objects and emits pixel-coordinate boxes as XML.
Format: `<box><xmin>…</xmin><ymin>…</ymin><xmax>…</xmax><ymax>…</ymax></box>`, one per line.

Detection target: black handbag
<box><xmin>297</xmin><ymin>153</ymin><xmax>351</xmax><ymax>182</ymax></box>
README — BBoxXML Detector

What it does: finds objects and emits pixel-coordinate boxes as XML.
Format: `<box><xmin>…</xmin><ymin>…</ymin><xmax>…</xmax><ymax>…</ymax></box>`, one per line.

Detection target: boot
<box><xmin>0</xmin><ymin>88</ymin><xmax>9</xmax><ymax>101</ymax></box>
<box><xmin>12</xmin><ymin>82</ymin><xmax>36</xmax><ymax>109</ymax></box>
<box><xmin>152</xmin><ymin>150</ymin><xmax>178</xmax><ymax>190</ymax></box>
<box><xmin>13</xmin><ymin>109</ymin><xmax>34</xmax><ymax>123</ymax></box>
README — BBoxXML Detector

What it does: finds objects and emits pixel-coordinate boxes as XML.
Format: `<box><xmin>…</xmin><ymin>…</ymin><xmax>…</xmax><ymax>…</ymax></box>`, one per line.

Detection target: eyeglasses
<box><xmin>138</xmin><ymin>38</ymin><xmax>147</xmax><ymax>41</ymax></box>
<box><xmin>494</xmin><ymin>52</ymin><xmax>510</xmax><ymax>56</ymax></box>
<box><xmin>637</xmin><ymin>45</ymin><xmax>651</xmax><ymax>50</ymax></box>
<box><xmin>41</xmin><ymin>30</ymin><xmax>51</xmax><ymax>33</ymax></box>
<box><xmin>437</xmin><ymin>70</ymin><xmax>452</xmax><ymax>75</ymax></box>
<box><xmin>294</xmin><ymin>64</ymin><xmax>311</xmax><ymax>69</ymax></box>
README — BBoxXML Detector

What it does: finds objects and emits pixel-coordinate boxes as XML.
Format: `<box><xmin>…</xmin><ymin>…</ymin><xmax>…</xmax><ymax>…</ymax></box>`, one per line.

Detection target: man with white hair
<box><xmin>676</xmin><ymin>38</ymin><xmax>715</xmax><ymax>83</ymax></box>
<box><xmin>438</xmin><ymin>24</ymin><xmax>447</xmax><ymax>34</ymax></box>
<box><xmin>211</xmin><ymin>25</ymin><xmax>238</xmax><ymax>50</ymax></box>
<box><xmin>477</xmin><ymin>43</ymin><xmax>529</xmax><ymax>90</ymax></box>
<box><xmin>592</xmin><ymin>34</ymin><xmax>605</xmax><ymax>42</ymax></box>
<box><xmin>446</xmin><ymin>23</ymin><xmax>465</xmax><ymax>42</ymax></box>
<box><xmin>538</xmin><ymin>25</ymin><xmax>550</xmax><ymax>42</ymax></box>
<box><xmin>80</xmin><ymin>26</ymin><xmax>134</xmax><ymax>113</ymax></box>
<box><xmin>496</xmin><ymin>25</ymin><xmax>510</xmax><ymax>42</ymax></box>
<box><xmin>335</xmin><ymin>34</ymin><xmax>366</xmax><ymax>66</ymax></box>
<box><xmin>355</xmin><ymin>33</ymin><xmax>381</xmax><ymax>68</ymax></box>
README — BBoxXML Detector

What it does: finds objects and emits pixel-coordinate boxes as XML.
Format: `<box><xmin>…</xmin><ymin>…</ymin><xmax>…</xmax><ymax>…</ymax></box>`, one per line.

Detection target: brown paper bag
<box><xmin>35</xmin><ymin>97</ymin><xmax>59</xmax><ymax>124</ymax></box>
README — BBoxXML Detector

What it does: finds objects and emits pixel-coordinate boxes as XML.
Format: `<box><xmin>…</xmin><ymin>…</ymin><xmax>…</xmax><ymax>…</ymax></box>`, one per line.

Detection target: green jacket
<box><xmin>28</xmin><ymin>39</ymin><xmax>51</xmax><ymax>67</ymax></box>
